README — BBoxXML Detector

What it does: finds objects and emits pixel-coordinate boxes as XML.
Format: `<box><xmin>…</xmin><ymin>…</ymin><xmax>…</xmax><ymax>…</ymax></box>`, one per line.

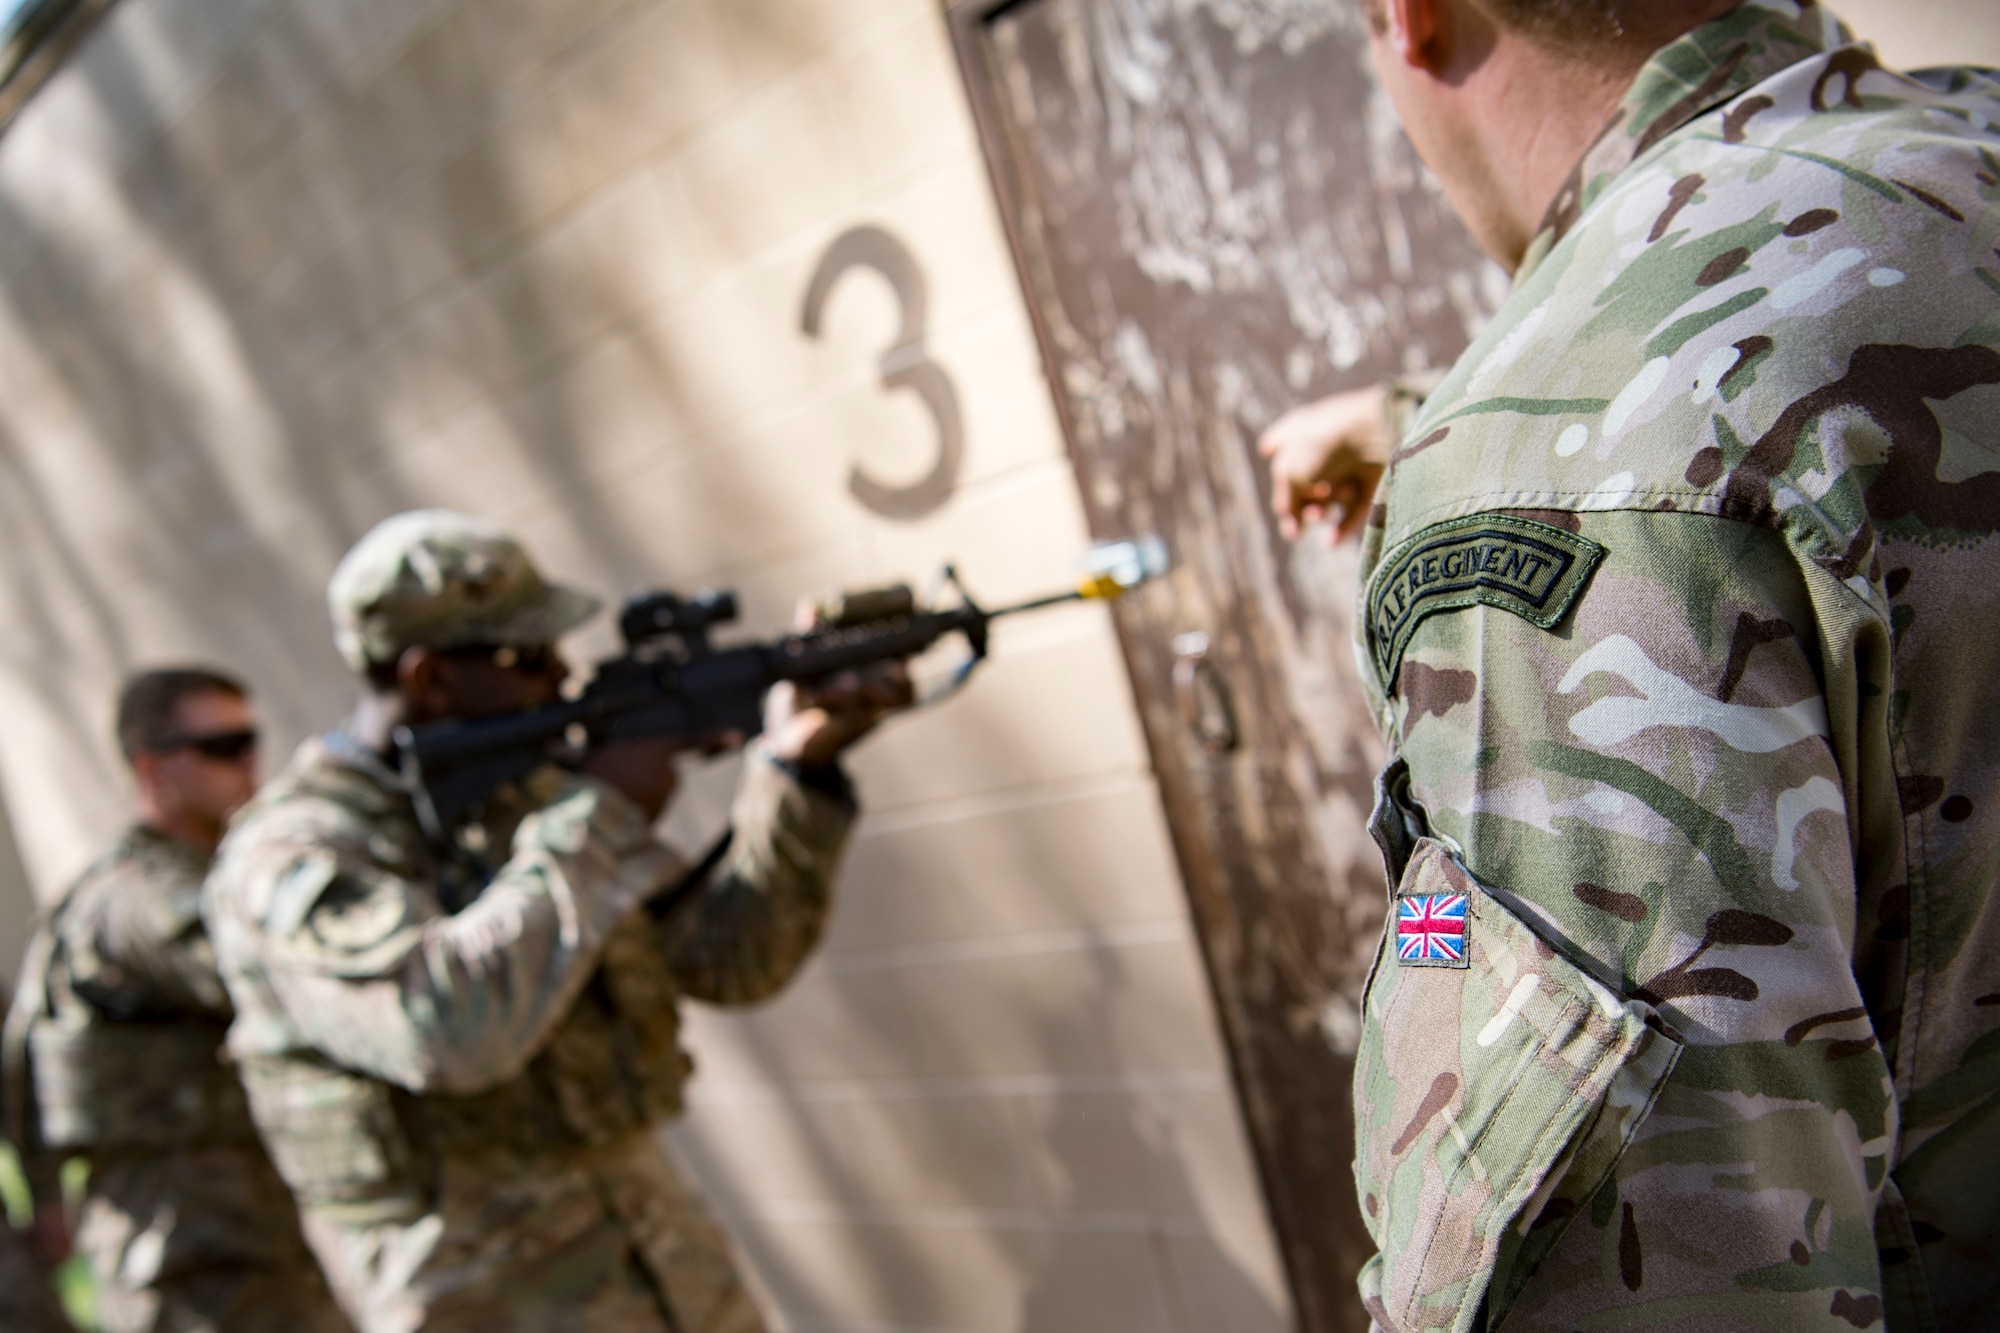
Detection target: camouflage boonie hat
<box><xmin>327</xmin><ymin>509</ymin><xmax>601</xmax><ymax>672</ymax></box>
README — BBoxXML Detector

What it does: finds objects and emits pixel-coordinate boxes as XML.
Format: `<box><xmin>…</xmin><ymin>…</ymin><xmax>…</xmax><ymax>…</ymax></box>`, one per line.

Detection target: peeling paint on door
<box><xmin>952</xmin><ymin>1</ymin><xmax>1501</xmax><ymax>1327</ymax></box>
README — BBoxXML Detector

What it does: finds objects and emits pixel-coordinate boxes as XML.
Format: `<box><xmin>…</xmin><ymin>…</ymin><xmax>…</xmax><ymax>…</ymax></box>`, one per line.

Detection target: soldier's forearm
<box><xmin>666</xmin><ymin>751</ymin><xmax>855</xmax><ymax>1005</ymax></box>
<box><xmin>268</xmin><ymin>778</ymin><xmax>678</xmax><ymax>1094</ymax></box>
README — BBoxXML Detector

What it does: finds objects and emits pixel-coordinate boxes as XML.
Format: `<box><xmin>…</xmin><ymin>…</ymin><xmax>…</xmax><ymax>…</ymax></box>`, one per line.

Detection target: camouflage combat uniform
<box><xmin>1350</xmin><ymin>5</ymin><xmax>2000</xmax><ymax>1330</ymax></box>
<box><xmin>203</xmin><ymin>732</ymin><xmax>851</xmax><ymax>1333</ymax></box>
<box><xmin>5</xmin><ymin>825</ymin><xmax>348</xmax><ymax>1333</ymax></box>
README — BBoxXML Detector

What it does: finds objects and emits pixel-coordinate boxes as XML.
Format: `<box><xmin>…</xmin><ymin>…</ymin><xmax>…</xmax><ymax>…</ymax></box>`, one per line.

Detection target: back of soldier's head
<box><xmin>116</xmin><ymin>667</ymin><xmax>249</xmax><ymax>764</ymax></box>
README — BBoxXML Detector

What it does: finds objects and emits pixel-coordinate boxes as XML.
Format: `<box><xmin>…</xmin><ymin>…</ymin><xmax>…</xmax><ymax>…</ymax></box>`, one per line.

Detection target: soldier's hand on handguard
<box><xmin>761</xmin><ymin>596</ymin><xmax>917</xmax><ymax>769</ymax></box>
<box><xmin>1258</xmin><ymin>385</ymin><xmax>1393</xmax><ymax>545</ymax></box>
<box><xmin>761</xmin><ymin>665</ymin><xmax>915</xmax><ymax>768</ymax></box>
<box><xmin>578</xmin><ymin>597</ymin><xmax>916</xmax><ymax>817</ymax></box>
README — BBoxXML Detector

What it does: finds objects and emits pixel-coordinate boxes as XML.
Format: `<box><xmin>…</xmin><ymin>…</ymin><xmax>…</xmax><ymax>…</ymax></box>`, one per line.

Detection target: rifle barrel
<box><xmin>986</xmin><ymin>590</ymin><xmax>1085</xmax><ymax>618</ymax></box>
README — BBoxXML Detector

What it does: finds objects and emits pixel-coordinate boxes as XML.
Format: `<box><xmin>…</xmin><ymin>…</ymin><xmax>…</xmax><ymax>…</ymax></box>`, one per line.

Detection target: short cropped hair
<box><xmin>1360</xmin><ymin>0</ymin><xmax>1659</xmax><ymax>47</ymax></box>
<box><xmin>1487</xmin><ymin>0</ymin><xmax>1632</xmax><ymax>45</ymax></box>
<box><xmin>115</xmin><ymin>667</ymin><xmax>249</xmax><ymax>759</ymax></box>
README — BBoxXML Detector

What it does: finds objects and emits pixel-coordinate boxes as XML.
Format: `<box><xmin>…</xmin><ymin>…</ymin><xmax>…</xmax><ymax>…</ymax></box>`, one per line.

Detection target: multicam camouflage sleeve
<box><xmin>663</xmin><ymin>753</ymin><xmax>856</xmax><ymax>1005</ymax></box>
<box><xmin>1355</xmin><ymin>511</ymin><xmax>1892</xmax><ymax>1330</ymax></box>
<box><xmin>219</xmin><ymin>770</ymin><xmax>678</xmax><ymax>1093</ymax></box>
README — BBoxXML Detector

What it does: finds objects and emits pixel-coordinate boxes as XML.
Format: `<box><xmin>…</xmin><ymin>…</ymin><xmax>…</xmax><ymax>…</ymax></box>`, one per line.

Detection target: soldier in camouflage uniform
<box><xmin>202</xmin><ymin>510</ymin><xmax>910</xmax><ymax>1333</ymax></box>
<box><xmin>5</xmin><ymin>670</ymin><xmax>348</xmax><ymax>1332</ymax></box>
<box><xmin>1266</xmin><ymin>0</ymin><xmax>2000</xmax><ymax>1327</ymax></box>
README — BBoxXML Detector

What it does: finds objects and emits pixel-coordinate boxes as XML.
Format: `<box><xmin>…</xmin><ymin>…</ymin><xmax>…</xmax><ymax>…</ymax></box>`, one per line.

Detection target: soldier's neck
<box><xmin>1441</xmin><ymin>40</ymin><xmax>1649</xmax><ymax>269</ymax></box>
<box><xmin>350</xmin><ymin>691</ymin><xmax>408</xmax><ymax>758</ymax></box>
<box><xmin>132</xmin><ymin>794</ymin><xmax>222</xmax><ymax>855</ymax></box>
<box><xmin>1410</xmin><ymin>1</ymin><xmax>1742</xmax><ymax>270</ymax></box>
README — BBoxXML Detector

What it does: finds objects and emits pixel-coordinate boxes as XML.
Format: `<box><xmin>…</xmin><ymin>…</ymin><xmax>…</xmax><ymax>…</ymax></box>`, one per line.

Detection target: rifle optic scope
<box><xmin>618</xmin><ymin>588</ymin><xmax>740</xmax><ymax>645</ymax></box>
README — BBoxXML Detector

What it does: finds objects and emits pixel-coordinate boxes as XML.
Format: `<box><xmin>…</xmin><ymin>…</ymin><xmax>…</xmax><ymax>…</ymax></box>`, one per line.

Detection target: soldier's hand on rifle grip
<box><xmin>1259</xmin><ymin>385</ymin><xmax>1392</xmax><ymax>545</ymax></box>
<box><xmin>579</xmin><ymin>736</ymin><xmax>688</xmax><ymax>823</ymax></box>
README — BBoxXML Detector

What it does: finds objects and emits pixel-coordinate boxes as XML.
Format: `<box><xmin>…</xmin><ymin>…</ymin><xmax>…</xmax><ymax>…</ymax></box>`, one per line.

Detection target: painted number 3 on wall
<box><xmin>800</xmin><ymin>225</ymin><xmax>964</xmax><ymax>520</ymax></box>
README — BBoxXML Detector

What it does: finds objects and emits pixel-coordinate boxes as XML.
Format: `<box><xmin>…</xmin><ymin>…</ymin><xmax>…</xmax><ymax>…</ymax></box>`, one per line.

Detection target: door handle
<box><xmin>1173</xmin><ymin>632</ymin><xmax>1238</xmax><ymax>755</ymax></box>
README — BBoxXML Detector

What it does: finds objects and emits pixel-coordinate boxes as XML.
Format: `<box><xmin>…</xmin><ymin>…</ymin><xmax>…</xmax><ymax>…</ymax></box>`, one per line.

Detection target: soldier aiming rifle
<box><xmin>201</xmin><ymin>508</ymin><xmax>1159</xmax><ymax>1333</ymax></box>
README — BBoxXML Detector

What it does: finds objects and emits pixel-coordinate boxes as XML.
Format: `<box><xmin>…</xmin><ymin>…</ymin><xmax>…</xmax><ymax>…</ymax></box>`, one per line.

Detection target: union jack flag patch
<box><xmin>1397</xmin><ymin>893</ymin><xmax>1470</xmax><ymax>968</ymax></box>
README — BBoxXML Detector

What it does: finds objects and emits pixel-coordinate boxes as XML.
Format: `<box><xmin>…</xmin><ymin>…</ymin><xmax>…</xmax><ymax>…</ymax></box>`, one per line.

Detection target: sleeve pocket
<box><xmin>1353</xmin><ymin>837</ymin><xmax>1682</xmax><ymax>1333</ymax></box>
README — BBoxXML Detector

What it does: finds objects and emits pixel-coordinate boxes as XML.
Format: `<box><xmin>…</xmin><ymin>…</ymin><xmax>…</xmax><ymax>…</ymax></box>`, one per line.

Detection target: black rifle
<box><xmin>393</xmin><ymin>541</ymin><xmax>1166</xmax><ymax>867</ymax></box>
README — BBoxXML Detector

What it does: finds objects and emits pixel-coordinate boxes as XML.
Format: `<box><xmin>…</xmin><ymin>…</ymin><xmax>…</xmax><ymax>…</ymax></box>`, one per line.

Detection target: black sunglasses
<box><xmin>150</xmin><ymin>728</ymin><xmax>260</xmax><ymax>762</ymax></box>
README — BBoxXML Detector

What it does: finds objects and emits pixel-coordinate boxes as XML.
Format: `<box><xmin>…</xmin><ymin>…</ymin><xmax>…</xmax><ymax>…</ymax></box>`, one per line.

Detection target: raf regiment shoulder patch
<box><xmin>1366</xmin><ymin>513</ymin><xmax>1604</xmax><ymax>690</ymax></box>
<box><xmin>1397</xmin><ymin>892</ymin><xmax>1470</xmax><ymax>967</ymax></box>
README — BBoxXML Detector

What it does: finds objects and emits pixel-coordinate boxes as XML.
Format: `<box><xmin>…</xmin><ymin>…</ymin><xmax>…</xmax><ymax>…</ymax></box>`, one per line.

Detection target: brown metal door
<box><xmin>948</xmin><ymin>4</ymin><xmax>1498</xmax><ymax>1328</ymax></box>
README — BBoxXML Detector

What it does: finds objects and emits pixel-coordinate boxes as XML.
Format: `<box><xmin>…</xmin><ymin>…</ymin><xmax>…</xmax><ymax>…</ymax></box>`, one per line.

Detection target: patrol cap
<box><xmin>327</xmin><ymin>509</ymin><xmax>602</xmax><ymax>673</ymax></box>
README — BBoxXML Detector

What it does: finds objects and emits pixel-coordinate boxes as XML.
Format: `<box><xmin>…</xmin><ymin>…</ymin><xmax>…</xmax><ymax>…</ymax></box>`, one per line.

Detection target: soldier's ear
<box><xmin>1380</xmin><ymin>0</ymin><xmax>1438</xmax><ymax>65</ymax></box>
<box><xmin>395</xmin><ymin>647</ymin><xmax>453</xmax><ymax>719</ymax></box>
<box><xmin>128</xmin><ymin>746</ymin><xmax>161</xmax><ymax>786</ymax></box>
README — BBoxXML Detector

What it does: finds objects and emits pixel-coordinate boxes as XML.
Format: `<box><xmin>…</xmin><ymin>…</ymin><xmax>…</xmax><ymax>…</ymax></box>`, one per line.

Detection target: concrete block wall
<box><xmin>0</xmin><ymin>0</ymin><xmax>1289</xmax><ymax>1328</ymax></box>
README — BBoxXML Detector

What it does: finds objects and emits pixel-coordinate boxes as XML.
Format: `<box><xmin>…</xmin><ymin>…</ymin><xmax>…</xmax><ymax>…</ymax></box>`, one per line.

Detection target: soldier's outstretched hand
<box><xmin>762</xmin><ymin>666</ymin><xmax>914</xmax><ymax>768</ymax></box>
<box><xmin>1258</xmin><ymin>385</ymin><xmax>1392</xmax><ymax>545</ymax></box>
<box><xmin>761</xmin><ymin>597</ymin><xmax>917</xmax><ymax>768</ymax></box>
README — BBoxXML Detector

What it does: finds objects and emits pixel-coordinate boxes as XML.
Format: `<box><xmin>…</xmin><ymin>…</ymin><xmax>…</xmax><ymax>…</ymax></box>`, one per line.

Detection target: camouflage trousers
<box><xmin>79</xmin><ymin>1145</ymin><xmax>348</xmax><ymax>1333</ymax></box>
<box><xmin>299</xmin><ymin>1127</ymin><xmax>765</xmax><ymax>1333</ymax></box>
